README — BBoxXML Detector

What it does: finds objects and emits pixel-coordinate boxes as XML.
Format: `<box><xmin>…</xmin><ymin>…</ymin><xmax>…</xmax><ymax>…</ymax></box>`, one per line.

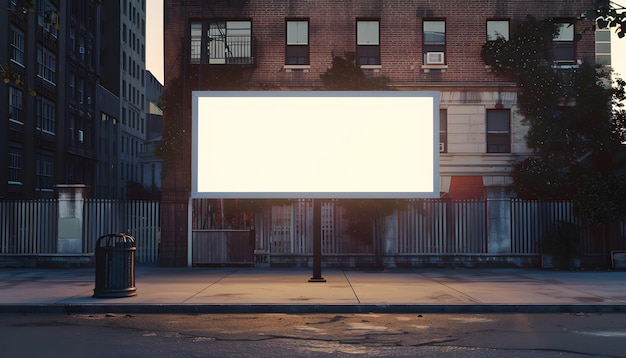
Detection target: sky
<box><xmin>145</xmin><ymin>0</ymin><xmax>626</xmax><ymax>85</ymax></box>
<box><xmin>146</xmin><ymin>0</ymin><xmax>164</xmax><ymax>84</ymax></box>
<box><xmin>612</xmin><ymin>0</ymin><xmax>626</xmax><ymax>79</ymax></box>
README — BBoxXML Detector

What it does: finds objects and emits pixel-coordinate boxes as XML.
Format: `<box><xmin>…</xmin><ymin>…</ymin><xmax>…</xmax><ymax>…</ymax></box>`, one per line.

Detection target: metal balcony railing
<box><xmin>191</xmin><ymin>35</ymin><xmax>256</xmax><ymax>65</ymax></box>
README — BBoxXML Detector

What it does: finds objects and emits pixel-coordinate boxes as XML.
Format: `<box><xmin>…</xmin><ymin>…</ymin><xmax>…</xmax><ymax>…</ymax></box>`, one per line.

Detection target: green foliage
<box><xmin>583</xmin><ymin>0</ymin><xmax>626</xmax><ymax>38</ymax></box>
<box><xmin>483</xmin><ymin>16</ymin><xmax>626</xmax><ymax>224</ymax></box>
<box><xmin>572</xmin><ymin>173</ymin><xmax>626</xmax><ymax>225</ymax></box>
<box><xmin>320</xmin><ymin>52</ymin><xmax>390</xmax><ymax>90</ymax></box>
<box><xmin>481</xmin><ymin>16</ymin><xmax>557</xmax><ymax>74</ymax></box>
<box><xmin>511</xmin><ymin>157</ymin><xmax>573</xmax><ymax>199</ymax></box>
<box><xmin>542</xmin><ymin>220</ymin><xmax>581</xmax><ymax>268</ymax></box>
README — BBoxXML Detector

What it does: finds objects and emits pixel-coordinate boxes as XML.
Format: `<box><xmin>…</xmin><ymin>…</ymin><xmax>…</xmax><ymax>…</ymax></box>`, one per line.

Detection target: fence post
<box><xmin>486</xmin><ymin>186</ymin><xmax>512</xmax><ymax>253</ymax></box>
<box><xmin>55</xmin><ymin>184</ymin><xmax>87</xmax><ymax>254</ymax></box>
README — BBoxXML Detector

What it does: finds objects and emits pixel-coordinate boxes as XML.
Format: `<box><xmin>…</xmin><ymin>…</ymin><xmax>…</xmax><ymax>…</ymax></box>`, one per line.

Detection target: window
<box><xmin>190</xmin><ymin>20</ymin><xmax>253</xmax><ymax>64</ymax></box>
<box><xmin>285</xmin><ymin>20</ymin><xmax>309</xmax><ymax>65</ymax></box>
<box><xmin>10</xmin><ymin>26</ymin><xmax>25</xmax><ymax>66</ymax></box>
<box><xmin>8</xmin><ymin>147</ymin><xmax>23</xmax><ymax>185</ymax></box>
<box><xmin>487</xmin><ymin>20</ymin><xmax>509</xmax><ymax>41</ymax></box>
<box><xmin>554</xmin><ymin>22</ymin><xmax>575</xmax><ymax>64</ymax></box>
<box><xmin>356</xmin><ymin>20</ymin><xmax>380</xmax><ymax>65</ymax></box>
<box><xmin>9</xmin><ymin>87</ymin><xmax>23</xmax><ymax>124</ymax></box>
<box><xmin>37</xmin><ymin>0</ymin><xmax>59</xmax><ymax>38</ymax></box>
<box><xmin>36</xmin><ymin>154</ymin><xmax>54</xmax><ymax>192</ymax></box>
<box><xmin>37</xmin><ymin>45</ymin><xmax>56</xmax><ymax>85</ymax></box>
<box><xmin>78</xmin><ymin>78</ymin><xmax>84</xmax><ymax>103</ymax></box>
<box><xmin>487</xmin><ymin>109</ymin><xmax>510</xmax><ymax>153</ymax></box>
<box><xmin>423</xmin><ymin>20</ymin><xmax>446</xmax><ymax>65</ymax></box>
<box><xmin>69</xmin><ymin>72</ymin><xmax>75</xmax><ymax>101</ymax></box>
<box><xmin>190</xmin><ymin>22</ymin><xmax>202</xmax><ymax>63</ymax></box>
<box><xmin>79</xmin><ymin>37</ymin><xmax>85</xmax><ymax>60</ymax></box>
<box><xmin>596</xmin><ymin>28</ymin><xmax>611</xmax><ymax>65</ymax></box>
<box><xmin>440</xmin><ymin>109</ymin><xmax>447</xmax><ymax>153</ymax></box>
<box><xmin>211</xmin><ymin>21</ymin><xmax>252</xmax><ymax>64</ymax></box>
<box><xmin>69</xmin><ymin>27</ymin><xmax>75</xmax><ymax>53</ymax></box>
<box><xmin>36</xmin><ymin>97</ymin><xmax>56</xmax><ymax>135</ymax></box>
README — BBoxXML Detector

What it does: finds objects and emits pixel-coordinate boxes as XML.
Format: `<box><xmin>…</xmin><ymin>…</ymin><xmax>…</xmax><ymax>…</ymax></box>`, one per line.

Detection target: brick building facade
<box><xmin>161</xmin><ymin>0</ymin><xmax>597</xmax><ymax>266</ymax></box>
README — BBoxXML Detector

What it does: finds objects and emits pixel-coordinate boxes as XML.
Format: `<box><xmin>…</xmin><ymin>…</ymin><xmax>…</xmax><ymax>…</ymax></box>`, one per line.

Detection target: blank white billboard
<box><xmin>192</xmin><ymin>91</ymin><xmax>439</xmax><ymax>199</ymax></box>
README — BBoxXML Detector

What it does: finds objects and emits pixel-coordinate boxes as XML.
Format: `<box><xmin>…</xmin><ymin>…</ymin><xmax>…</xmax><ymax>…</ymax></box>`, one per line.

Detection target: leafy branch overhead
<box><xmin>582</xmin><ymin>0</ymin><xmax>626</xmax><ymax>38</ymax></box>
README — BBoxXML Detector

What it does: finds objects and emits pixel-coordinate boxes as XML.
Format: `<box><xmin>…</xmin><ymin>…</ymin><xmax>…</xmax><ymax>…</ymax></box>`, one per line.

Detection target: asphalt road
<box><xmin>1</xmin><ymin>312</ymin><xmax>625</xmax><ymax>357</ymax></box>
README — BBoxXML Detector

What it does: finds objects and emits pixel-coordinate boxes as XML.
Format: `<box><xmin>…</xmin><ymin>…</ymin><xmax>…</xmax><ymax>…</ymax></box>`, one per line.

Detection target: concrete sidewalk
<box><xmin>1</xmin><ymin>266</ymin><xmax>625</xmax><ymax>314</ymax></box>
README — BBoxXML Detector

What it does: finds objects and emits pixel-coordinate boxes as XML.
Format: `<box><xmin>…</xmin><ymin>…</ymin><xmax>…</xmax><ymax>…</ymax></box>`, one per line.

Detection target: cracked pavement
<box><xmin>1</xmin><ymin>312</ymin><xmax>625</xmax><ymax>357</ymax></box>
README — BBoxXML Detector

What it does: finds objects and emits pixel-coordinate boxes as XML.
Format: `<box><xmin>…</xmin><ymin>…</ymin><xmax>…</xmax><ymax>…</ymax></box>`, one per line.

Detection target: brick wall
<box><xmin>166</xmin><ymin>0</ymin><xmax>596</xmax><ymax>89</ymax></box>
<box><xmin>160</xmin><ymin>0</ymin><xmax>597</xmax><ymax>265</ymax></box>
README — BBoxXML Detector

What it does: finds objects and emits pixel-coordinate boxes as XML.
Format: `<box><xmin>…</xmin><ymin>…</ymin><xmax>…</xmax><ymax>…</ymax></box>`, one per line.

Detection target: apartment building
<box><xmin>165</xmin><ymin>0</ymin><xmax>598</xmax><ymax>266</ymax></box>
<box><xmin>0</xmin><ymin>0</ymin><xmax>100</xmax><ymax>199</ymax></box>
<box><xmin>98</xmin><ymin>0</ymin><xmax>147</xmax><ymax>199</ymax></box>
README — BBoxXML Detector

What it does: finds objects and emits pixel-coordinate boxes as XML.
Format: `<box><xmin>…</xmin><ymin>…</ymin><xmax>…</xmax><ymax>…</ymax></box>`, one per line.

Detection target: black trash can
<box><xmin>93</xmin><ymin>233</ymin><xmax>137</xmax><ymax>298</ymax></box>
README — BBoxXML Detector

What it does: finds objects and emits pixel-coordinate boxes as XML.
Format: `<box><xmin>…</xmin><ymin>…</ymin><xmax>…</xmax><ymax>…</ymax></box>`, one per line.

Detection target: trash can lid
<box><xmin>95</xmin><ymin>233</ymin><xmax>136</xmax><ymax>248</ymax></box>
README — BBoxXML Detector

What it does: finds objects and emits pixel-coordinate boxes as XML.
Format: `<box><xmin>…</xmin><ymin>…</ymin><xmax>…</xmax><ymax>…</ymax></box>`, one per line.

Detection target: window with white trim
<box><xmin>595</xmin><ymin>28</ymin><xmax>611</xmax><ymax>65</ymax></box>
<box><xmin>356</xmin><ymin>20</ymin><xmax>380</xmax><ymax>65</ymax></box>
<box><xmin>286</xmin><ymin>20</ymin><xmax>309</xmax><ymax>65</ymax></box>
<box><xmin>9</xmin><ymin>86</ymin><xmax>23</xmax><ymax>124</ymax></box>
<box><xmin>37</xmin><ymin>0</ymin><xmax>59</xmax><ymax>38</ymax></box>
<box><xmin>8</xmin><ymin>147</ymin><xmax>23</xmax><ymax>185</ymax></box>
<box><xmin>36</xmin><ymin>97</ymin><xmax>56</xmax><ymax>135</ymax></box>
<box><xmin>10</xmin><ymin>26</ymin><xmax>25</xmax><ymax>66</ymax></box>
<box><xmin>37</xmin><ymin>45</ymin><xmax>56</xmax><ymax>85</ymax></box>
<box><xmin>36</xmin><ymin>154</ymin><xmax>54</xmax><ymax>192</ymax></box>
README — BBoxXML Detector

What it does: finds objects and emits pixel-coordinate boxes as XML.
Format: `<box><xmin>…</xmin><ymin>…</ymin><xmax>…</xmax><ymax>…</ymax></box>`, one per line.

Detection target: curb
<box><xmin>2</xmin><ymin>304</ymin><xmax>626</xmax><ymax>315</ymax></box>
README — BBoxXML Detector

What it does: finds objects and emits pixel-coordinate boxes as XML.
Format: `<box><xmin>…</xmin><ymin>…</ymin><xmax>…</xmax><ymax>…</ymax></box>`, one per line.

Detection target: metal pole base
<box><xmin>308</xmin><ymin>277</ymin><xmax>326</xmax><ymax>283</ymax></box>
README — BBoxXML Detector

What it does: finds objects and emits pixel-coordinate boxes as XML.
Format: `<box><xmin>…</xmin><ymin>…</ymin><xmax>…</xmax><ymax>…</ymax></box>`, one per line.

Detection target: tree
<box><xmin>482</xmin><ymin>16</ymin><xmax>626</xmax><ymax>228</ymax></box>
<box><xmin>582</xmin><ymin>0</ymin><xmax>626</xmax><ymax>38</ymax></box>
<box><xmin>320</xmin><ymin>52</ymin><xmax>389</xmax><ymax>90</ymax></box>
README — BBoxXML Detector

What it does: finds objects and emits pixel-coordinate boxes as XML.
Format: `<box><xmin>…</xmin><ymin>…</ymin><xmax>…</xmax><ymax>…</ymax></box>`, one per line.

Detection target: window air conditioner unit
<box><xmin>439</xmin><ymin>142</ymin><xmax>445</xmax><ymax>152</ymax></box>
<box><xmin>426</xmin><ymin>52</ymin><xmax>445</xmax><ymax>65</ymax></box>
<box><xmin>78</xmin><ymin>130</ymin><xmax>84</xmax><ymax>143</ymax></box>
<box><xmin>79</xmin><ymin>46</ymin><xmax>85</xmax><ymax>54</ymax></box>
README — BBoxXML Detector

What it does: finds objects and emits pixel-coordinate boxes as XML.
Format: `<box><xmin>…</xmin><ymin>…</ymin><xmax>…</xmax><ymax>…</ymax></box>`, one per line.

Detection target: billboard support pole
<box><xmin>309</xmin><ymin>199</ymin><xmax>326</xmax><ymax>282</ymax></box>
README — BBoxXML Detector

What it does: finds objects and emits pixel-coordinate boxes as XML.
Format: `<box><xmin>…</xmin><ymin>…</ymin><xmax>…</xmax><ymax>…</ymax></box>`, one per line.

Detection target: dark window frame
<box><xmin>486</xmin><ymin>18</ymin><xmax>510</xmax><ymax>41</ymax></box>
<box><xmin>553</xmin><ymin>20</ymin><xmax>576</xmax><ymax>64</ymax></box>
<box><xmin>285</xmin><ymin>18</ymin><xmax>309</xmax><ymax>65</ymax></box>
<box><xmin>423</xmin><ymin>18</ymin><xmax>446</xmax><ymax>65</ymax></box>
<box><xmin>486</xmin><ymin>109</ymin><xmax>511</xmax><ymax>153</ymax></box>
<box><xmin>356</xmin><ymin>18</ymin><xmax>380</xmax><ymax>65</ymax></box>
<box><xmin>189</xmin><ymin>19</ymin><xmax>254</xmax><ymax>65</ymax></box>
<box><xmin>440</xmin><ymin>108</ymin><xmax>447</xmax><ymax>153</ymax></box>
